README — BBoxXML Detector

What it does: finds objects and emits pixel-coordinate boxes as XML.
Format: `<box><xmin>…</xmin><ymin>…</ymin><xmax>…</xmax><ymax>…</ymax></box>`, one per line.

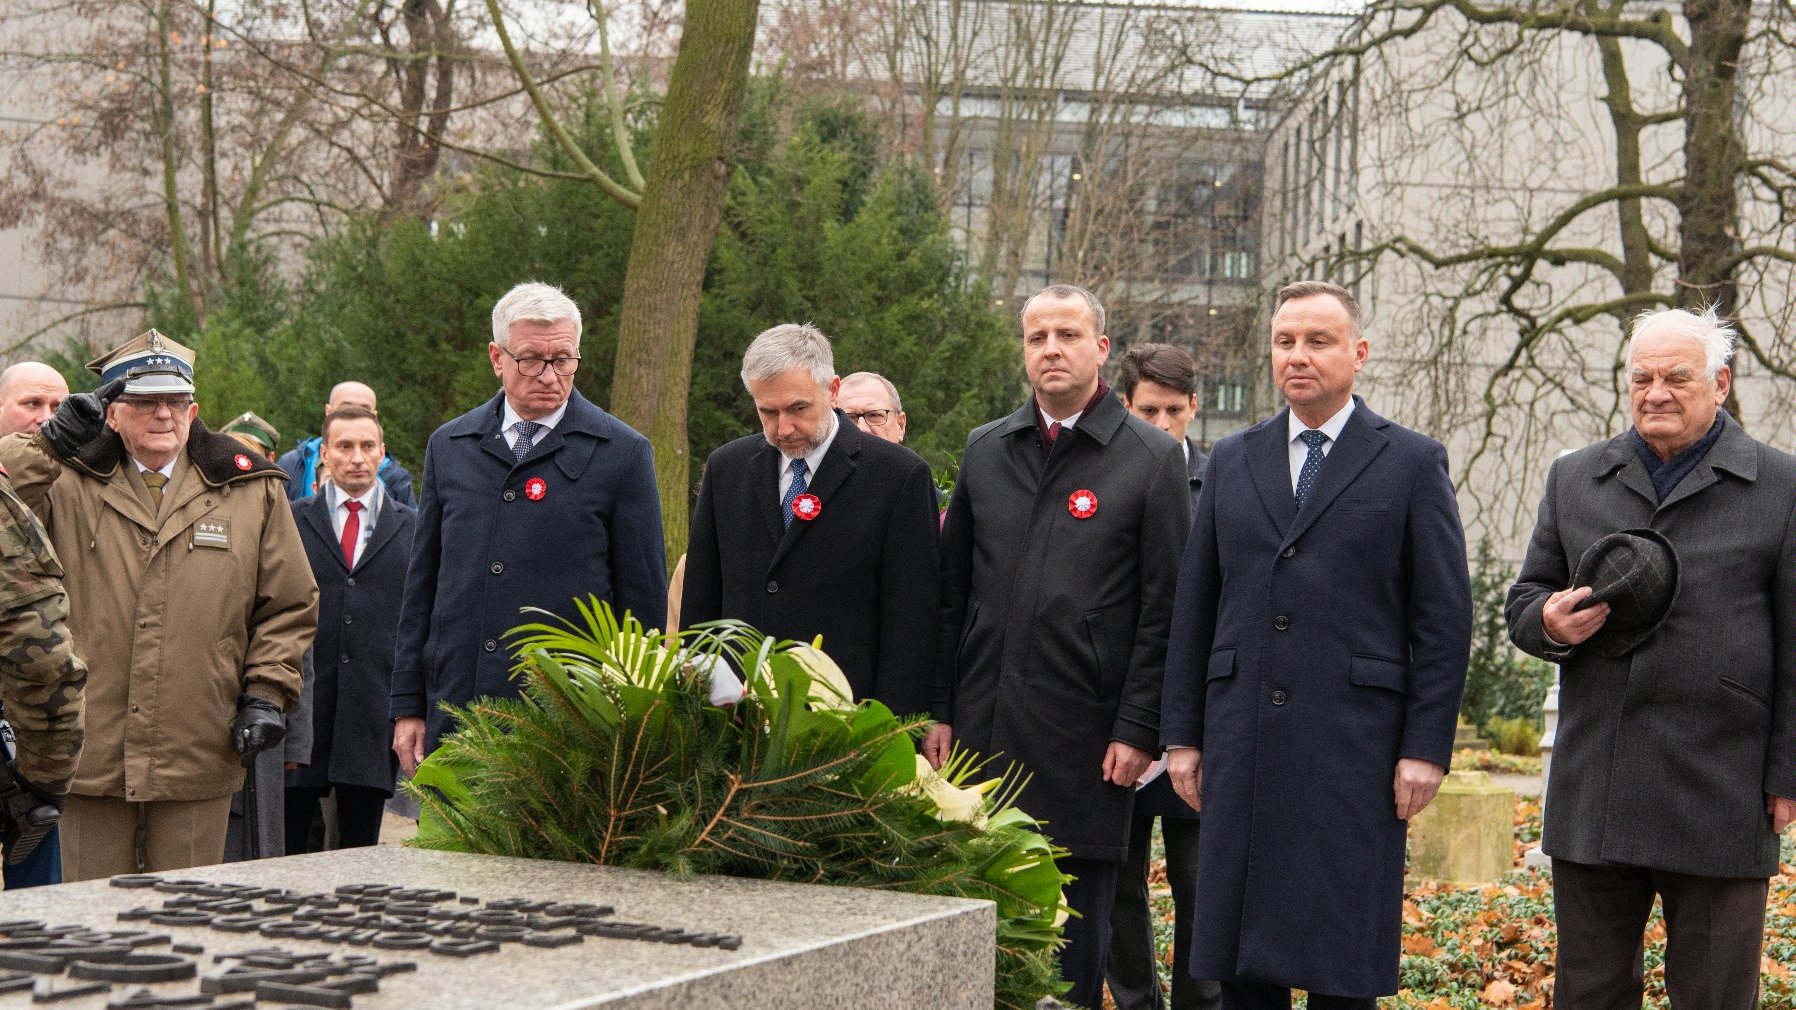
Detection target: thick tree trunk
<box><xmin>1675</xmin><ymin>0</ymin><xmax>1748</xmax><ymax>316</ymax></box>
<box><xmin>608</xmin><ymin>0</ymin><xmax>761</xmax><ymax>566</ymax></box>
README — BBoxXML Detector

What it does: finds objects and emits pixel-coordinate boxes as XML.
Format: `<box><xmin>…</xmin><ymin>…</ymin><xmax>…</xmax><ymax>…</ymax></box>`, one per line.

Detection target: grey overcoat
<box><xmin>1507</xmin><ymin>412</ymin><xmax>1796</xmax><ymax>877</ymax></box>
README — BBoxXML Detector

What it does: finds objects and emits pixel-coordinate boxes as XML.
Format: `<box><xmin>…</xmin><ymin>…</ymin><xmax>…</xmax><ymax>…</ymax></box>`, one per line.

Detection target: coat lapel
<box><xmin>756</xmin><ymin>441</ymin><xmax>787</xmax><ymax>546</ymax></box>
<box><xmin>355</xmin><ymin>495</ymin><xmax>407</xmax><ymax>571</ymax></box>
<box><xmin>1246</xmin><ymin>410</ymin><xmax>1298</xmax><ymax>536</ymax></box>
<box><xmin>1285</xmin><ymin>401</ymin><xmax>1389</xmax><ymax>545</ymax></box>
<box><xmin>300</xmin><ymin>493</ymin><xmax>345</xmax><ymax>572</ymax></box>
<box><xmin>770</xmin><ymin>413</ymin><xmax>860</xmax><ymax>569</ymax></box>
<box><xmin>1657</xmin><ymin>412</ymin><xmax>1756</xmax><ymax>511</ymax></box>
<box><xmin>1596</xmin><ymin>435</ymin><xmax>1658</xmax><ymax>508</ymax></box>
<box><xmin>101</xmin><ymin>470</ymin><xmax>157</xmax><ymax>534</ymax></box>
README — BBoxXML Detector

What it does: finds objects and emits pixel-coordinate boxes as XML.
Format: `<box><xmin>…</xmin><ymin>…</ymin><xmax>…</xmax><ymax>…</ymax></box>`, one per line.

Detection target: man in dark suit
<box><xmin>288</xmin><ymin>405</ymin><xmax>414</xmax><ymax>849</ymax></box>
<box><xmin>682</xmin><ymin>325</ymin><xmax>939</xmax><ymax>715</ymax></box>
<box><xmin>1507</xmin><ymin>307</ymin><xmax>1796</xmax><ymax>1009</ymax></box>
<box><xmin>391</xmin><ymin>281</ymin><xmax>667</xmax><ymax>773</ymax></box>
<box><xmin>933</xmin><ymin>285</ymin><xmax>1190</xmax><ymax>1009</ymax></box>
<box><xmin>1161</xmin><ymin>280</ymin><xmax>1472</xmax><ymax>1010</ymax></box>
<box><xmin>1110</xmin><ymin>342</ymin><xmax>1219</xmax><ymax>1010</ymax></box>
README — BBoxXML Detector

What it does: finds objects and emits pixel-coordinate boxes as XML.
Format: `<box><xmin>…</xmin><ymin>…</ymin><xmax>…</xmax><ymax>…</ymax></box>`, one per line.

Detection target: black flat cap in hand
<box><xmin>1570</xmin><ymin>527</ymin><xmax>1679</xmax><ymax>658</ymax></box>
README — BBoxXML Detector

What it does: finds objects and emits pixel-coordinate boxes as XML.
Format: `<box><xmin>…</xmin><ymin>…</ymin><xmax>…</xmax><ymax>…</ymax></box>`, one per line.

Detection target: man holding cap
<box><xmin>0</xmin><ymin>330</ymin><xmax>317</xmax><ymax>879</ymax></box>
<box><xmin>1507</xmin><ymin>306</ymin><xmax>1796</xmax><ymax>1008</ymax></box>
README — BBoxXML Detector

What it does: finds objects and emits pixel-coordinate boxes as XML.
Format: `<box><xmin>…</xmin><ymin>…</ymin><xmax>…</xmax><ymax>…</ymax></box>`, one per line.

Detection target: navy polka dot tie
<box><xmin>781</xmin><ymin>458</ymin><xmax>809</xmax><ymax>529</ymax></box>
<box><xmin>1294</xmin><ymin>429</ymin><xmax>1328</xmax><ymax>509</ymax></box>
<box><xmin>511</xmin><ymin>421</ymin><xmax>540</xmax><ymax>464</ymax></box>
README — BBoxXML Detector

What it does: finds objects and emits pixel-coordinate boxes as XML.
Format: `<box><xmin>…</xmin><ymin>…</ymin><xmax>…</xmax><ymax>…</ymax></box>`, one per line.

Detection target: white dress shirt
<box><xmin>779</xmin><ymin>413</ymin><xmax>840</xmax><ymax>501</ymax></box>
<box><xmin>1286</xmin><ymin>399</ymin><xmax>1356</xmax><ymax>493</ymax></box>
<box><xmin>328</xmin><ymin>480</ymin><xmax>383</xmax><ymax>568</ymax></box>
<box><xmin>500</xmin><ymin>399</ymin><xmax>569</xmax><ymax>455</ymax></box>
<box><xmin>1038</xmin><ymin>405</ymin><xmax>1086</xmax><ymax>431</ymax></box>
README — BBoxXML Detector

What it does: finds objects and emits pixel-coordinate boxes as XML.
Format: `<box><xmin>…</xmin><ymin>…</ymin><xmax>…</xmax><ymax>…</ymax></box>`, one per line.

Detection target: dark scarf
<box><xmin>1632</xmin><ymin>411</ymin><xmax>1726</xmax><ymax>501</ymax></box>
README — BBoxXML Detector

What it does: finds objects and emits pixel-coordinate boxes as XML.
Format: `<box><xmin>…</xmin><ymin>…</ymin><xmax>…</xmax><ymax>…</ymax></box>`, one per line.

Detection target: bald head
<box><xmin>0</xmin><ymin>362</ymin><xmax>69</xmax><ymax>437</ymax></box>
<box><xmin>327</xmin><ymin>381</ymin><xmax>378</xmax><ymax>415</ymax></box>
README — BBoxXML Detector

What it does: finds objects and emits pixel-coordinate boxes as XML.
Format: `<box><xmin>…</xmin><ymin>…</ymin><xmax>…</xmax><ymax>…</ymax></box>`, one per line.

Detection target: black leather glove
<box><xmin>39</xmin><ymin>377</ymin><xmax>125</xmax><ymax>458</ymax></box>
<box><xmin>231</xmin><ymin>695</ymin><xmax>286</xmax><ymax>767</ymax></box>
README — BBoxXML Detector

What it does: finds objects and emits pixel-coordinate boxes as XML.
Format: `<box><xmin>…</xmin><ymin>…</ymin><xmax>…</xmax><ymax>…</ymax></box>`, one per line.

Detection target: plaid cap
<box><xmin>1571</xmin><ymin>527</ymin><xmax>1679</xmax><ymax>658</ymax></box>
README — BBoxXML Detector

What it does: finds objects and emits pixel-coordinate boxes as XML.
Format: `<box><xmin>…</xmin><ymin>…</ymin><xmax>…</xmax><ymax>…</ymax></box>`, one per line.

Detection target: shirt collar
<box><xmin>1288</xmin><ymin>398</ymin><xmax>1355</xmax><ymax>445</ymax></box>
<box><xmin>327</xmin><ymin>477</ymin><xmax>383</xmax><ymax>515</ymax></box>
<box><xmin>132</xmin><ymin>455</ymin><xmax>179</xmax><ymax>479</ymax></box>
<box><xmin>1035</xmin><ymin>380</ymin><xmax>1111</xmax><ymax>433</ymax></box>
<box><xmin>784</xmin><ymin>411</ymin><xmax>839</xmax><ymax>476</ymax></box>
<box><xmin>501</xmin><ymin>398</ymin><xmax>569</xmax><ymax>435</ymax></box>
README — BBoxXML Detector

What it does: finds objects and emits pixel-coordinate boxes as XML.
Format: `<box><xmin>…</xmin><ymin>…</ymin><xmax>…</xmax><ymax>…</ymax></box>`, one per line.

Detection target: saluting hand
<box><xmin>39</xmin><ymin>377</ymin><xmax>125</xmax><ymax>459</ymax></box>
<box><xmin>1541</xmin><ymin>585</ymin><xmax>1610</xmax><ymax>646</ymax></box>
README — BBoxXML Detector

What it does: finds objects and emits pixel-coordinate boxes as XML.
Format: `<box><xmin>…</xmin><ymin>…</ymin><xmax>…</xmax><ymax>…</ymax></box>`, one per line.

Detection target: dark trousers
<box><xmin>1220</xmin><ymin>980</ymin><xmax>1374</xmax><ymax>1010</ymax></box>
<box><xmin>284</xmin><ymin>785</ymin><xmax>388</xmax><ymax>853</ymax></box>
<box><xmin>1108</xmin><ymin>813</ymin><xmax>1221</xmax><ymax>1010</ymax></box>
<box><xmin>1552</xmin><ymin>857</ymin><xmax>1766</xmax><ymax>1010</ymax></box>
<box><xmin>2</xmin><ymin>825</ymin><xmax>60</xmax><ymax>888</ymax></box>
<box><xmin>1060</xmin><ymin>856</ymin><xmax>1120</xmax><ymax>1010</ymax></box>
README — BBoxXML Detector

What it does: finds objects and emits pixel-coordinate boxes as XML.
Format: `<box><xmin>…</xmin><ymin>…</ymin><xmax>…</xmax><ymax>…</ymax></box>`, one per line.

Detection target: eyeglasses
<box><xmin>500</xmin><ymin>347</ymin><xmax>580</xmax><ymax>377</ymax></box>
<box><xmin>116</xmin><ymin>395</ymin><xmax>193</xmax><ymax>413</ymax></box>
<box><xmin>845</xmin><ymin>409</ymin><xmax>893</xmax><ymax>427</ymax></box>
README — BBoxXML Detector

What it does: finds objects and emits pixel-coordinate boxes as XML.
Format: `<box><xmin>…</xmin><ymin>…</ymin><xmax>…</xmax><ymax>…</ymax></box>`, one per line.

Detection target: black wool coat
<box><xmin>935</xmin><ymin>392</ymin><xmax>1189</xmax><ymax>861</ymax></box>
<box><xmin>1507</xmin><ymin>413</ymin><xmax>1796</xmax><ymax>878</ymax></box>
<box><xmin>683</xmin><ymin>414</ymin><xmax>941</xmax><ymax>715</ymax></box>
<box><xmin>290</xmin><ymin>491</ymin><xmax>414</xmax><ymax>794</ymax></box>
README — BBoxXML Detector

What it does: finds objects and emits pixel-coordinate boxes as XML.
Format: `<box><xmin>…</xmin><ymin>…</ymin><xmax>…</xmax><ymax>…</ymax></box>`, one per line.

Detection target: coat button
<box><xmin>346</xmin><ymin>577</ymin><xmax>356</xmax><ymax>586</ymax></box>
<box><xmin>484</xmin><ymin>640</ymin><xmax>498</xmax><ymax>652</ymax></box>
<box><xmin>1273</xmin><ymin>615</ymin><xmax>1290</xmax><ymax>630</ymax></box>
<box><xmin>1281</xmin><ymin>546</ymin><xmax>1296</xmax><ymax>558</ymax></box>
<box><xmin>504</xmin><ymin>490</ymin><xmax>516</xmax><ymax>501</ymax></box>
<box><xmin>340</xmin><ymin>655</ymin><xmax>350</xmax><ymax>664</ymax></box>
<box><xmin>767</xmin><ymin>581</ymin><xmax>779</xmax><ymax>593</ymax></box>
<box><xmin>491</xmin><ymin>563</ymin><xmax>504</xmax><ymax>574</ymax></box>
<box><xmin>343</xmin><ymin>615</ymin><xmax>353</xmax><ymax>624</ymax></box>
<box><xmin>130</xmin><ymin>704</ymin><xmax>139</xmax><ymax>713</ymax></box>
<box><xmin>1271</xmin><ymin>690</ymin><xmax>1288</xmax><ymax>706</ymax></box>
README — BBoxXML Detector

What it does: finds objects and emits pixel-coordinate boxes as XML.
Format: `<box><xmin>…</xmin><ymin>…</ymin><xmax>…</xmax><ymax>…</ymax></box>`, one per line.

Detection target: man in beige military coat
<box><xmin>0</xmin><ymin>331</ymin><xmax>316</xmax><ymax>879</ymax></box>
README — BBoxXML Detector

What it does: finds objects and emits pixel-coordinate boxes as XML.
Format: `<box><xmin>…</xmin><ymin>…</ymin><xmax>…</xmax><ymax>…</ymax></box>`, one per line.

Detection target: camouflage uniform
<box><xmin>0</xmin><ymin>478</ymin><xmax>85</xmax><ymax>800</ymax></box>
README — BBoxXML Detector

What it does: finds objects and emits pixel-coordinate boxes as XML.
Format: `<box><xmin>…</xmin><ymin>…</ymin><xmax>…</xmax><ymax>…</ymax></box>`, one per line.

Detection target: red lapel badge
<box><xmin>233</xmin><ymin>453</ymin><xmax>253</xmax><ymax>471</ymax></box>
<box><xmin>792</xmin><ymin>493</ymin><xmax>822</xmax><ymax>522</ymax></box>
<box><xmin>1068</xmin><ymin>488</ymin><xmax>1098</xmax><ymax>519</ymax></box>
<box><xmin>525</xmin><ymin>477</ymin><xmax>548</xmax><ymax>501</ymax></box>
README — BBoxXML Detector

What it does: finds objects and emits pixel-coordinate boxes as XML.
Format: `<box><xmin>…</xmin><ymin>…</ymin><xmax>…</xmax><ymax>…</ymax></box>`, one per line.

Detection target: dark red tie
<box><xmin>1045</xmin><ymin>421</ymin><xmax>1062</xmax><ymax>446</ymax></box>
<box><xmin>340</xmin><ymin>500</ymin><xmax>363</xmax><ymax>568</ymax></box>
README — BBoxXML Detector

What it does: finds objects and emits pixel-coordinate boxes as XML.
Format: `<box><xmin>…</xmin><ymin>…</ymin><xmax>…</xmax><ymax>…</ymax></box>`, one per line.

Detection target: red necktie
<box><xmin>1045</xmin><ymin>421</ymin><xmax>1062</xmax><ymax>446</ymax></box>
<box><xmin>340</xmin><ymin>500</ymin><xmax>363</xmax><ymax>568</ymax></box>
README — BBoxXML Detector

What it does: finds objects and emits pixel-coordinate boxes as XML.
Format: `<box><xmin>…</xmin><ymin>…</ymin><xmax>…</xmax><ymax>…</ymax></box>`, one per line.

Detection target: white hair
<box><xmin>741</xmin><ymin>323</ymin><xmax>834</xmax><ymax>389</ymax></box>
<box><xmin>1627</xmin><ymin>305</ymin><xmax>1736</xmax><ymax>379</ymax></box>
<box><xmin>491</xmin><ymin>282</ymin><xmax>582</xmax><ymax>349</ymax></box>
<box><xmin>839</xmin><ymin>371</ymin><xmax>902</xmax><ymax>413</ymax></box>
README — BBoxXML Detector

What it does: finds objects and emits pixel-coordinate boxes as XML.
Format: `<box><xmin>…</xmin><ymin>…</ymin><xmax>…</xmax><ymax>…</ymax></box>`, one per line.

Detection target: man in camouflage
<box><xmin>0</xmin><ymin>476</ymin><xmax>87</xmax><ymax>866</ymax></box>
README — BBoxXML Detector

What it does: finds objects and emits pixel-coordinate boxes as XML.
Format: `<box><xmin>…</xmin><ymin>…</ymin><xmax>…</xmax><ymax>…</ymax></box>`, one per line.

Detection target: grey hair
<box><xmin>741</xmin><ymin>323</ymin><xmax>835</xmax><ymax>389</ymax></box>
<box><xmin>1022</xmin><ymin>285</ymin><xmax>1106</xmax><ymax>335</ymax></box>
<box><xmin>491</xmin><ymin>281</ymin><xmax>582</xmax><ymax>349</ymax></box>
<box><xmin>839</xmin><ymin>371</ymin><xmax>902</xmax><ymax>413</ymax></box>
<box><xmin>1628</xmin><ymin>305</ymin><xmax>1736</xmax><ymax>379</ymax></box>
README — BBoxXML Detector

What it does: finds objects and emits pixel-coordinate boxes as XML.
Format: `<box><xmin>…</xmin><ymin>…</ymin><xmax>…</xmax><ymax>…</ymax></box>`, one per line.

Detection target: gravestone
<box><xmin>0</xmin><ymin>847</ymin><xmax>994</xmax><ymax>1009</ymax></box>
<box><xmin>1406</xmin><ymin>770</ymin><xmax>1515</xmax><ymax>887</ymax></box>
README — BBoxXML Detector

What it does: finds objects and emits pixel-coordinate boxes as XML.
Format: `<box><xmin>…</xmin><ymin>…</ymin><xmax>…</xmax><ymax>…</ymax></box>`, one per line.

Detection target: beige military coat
<box><xmin>0</xmin><ymin>423</ymin><xmax>316</xmax><ymax>802</ymax></box>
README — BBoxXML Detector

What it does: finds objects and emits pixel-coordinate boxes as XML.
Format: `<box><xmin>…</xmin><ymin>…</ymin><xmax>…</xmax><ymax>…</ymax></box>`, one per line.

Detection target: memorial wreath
<box><xmin>407</xmin><ymin>599</ymin><xmax>1071</xmax><ymax>1010</ymax></box>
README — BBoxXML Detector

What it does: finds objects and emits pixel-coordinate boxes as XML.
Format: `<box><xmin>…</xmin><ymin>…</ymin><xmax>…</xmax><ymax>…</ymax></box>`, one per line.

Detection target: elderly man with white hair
<box><xmin>1507</xmin><ymin>305</ymin><xmax>1796</xmax><ymax>1010</ymax></box>
<box><xmin>390</xmin><ymin>282</ymin><xmax>667</xmax><ymax>772</ymax></box>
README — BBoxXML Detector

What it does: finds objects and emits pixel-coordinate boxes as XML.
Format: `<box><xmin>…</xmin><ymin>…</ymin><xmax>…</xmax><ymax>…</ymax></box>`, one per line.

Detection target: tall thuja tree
<box><xmin>694</xmin><ymin>96</ymin><xmax>1017</xmax><ymax>484</ymax></box>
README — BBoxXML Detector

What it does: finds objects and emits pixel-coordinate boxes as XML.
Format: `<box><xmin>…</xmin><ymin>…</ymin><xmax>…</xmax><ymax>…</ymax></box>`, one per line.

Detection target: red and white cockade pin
<box><xmin>233</xmin><ymin>453</ymin><xmax>254</xmax><ymax>471</ymax></box>
<box><xmin>791</xmin><ymin>493</ymin><xmax>822</xmax><ymax>522</ymax></box>
<box><xmin>524</xmin><ymin>477</ymin><xmax>548</xmax><ymax>501</ymax></box>
<box><xmin>1068</xmin><ymin>488</ymin><xmax>1098</xmax><ymax>519</ymax></box>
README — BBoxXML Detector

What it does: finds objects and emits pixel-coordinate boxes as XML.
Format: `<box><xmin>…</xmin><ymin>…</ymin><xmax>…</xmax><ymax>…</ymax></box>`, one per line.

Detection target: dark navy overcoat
<box><xmin>390</xmin><ymin>391</ymin><xmax>667</xmax><ymax>751</ymax></box>
<box><xmin>1160</xmin><ymin>399</ymin><xmax>1471</xmax><ymax>997</ymax></box>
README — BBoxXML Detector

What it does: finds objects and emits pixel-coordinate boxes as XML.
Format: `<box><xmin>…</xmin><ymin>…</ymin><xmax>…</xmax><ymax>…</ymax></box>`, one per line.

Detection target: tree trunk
<box><xmin>1675</xmin><ymin>0</ymin><xmax>1748</xmax><ymax>316</ymax></box>
<box><xmin>608</xmin><ymin>0</ymin><xmax>761</xmax><ymax>567</ymax></box>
